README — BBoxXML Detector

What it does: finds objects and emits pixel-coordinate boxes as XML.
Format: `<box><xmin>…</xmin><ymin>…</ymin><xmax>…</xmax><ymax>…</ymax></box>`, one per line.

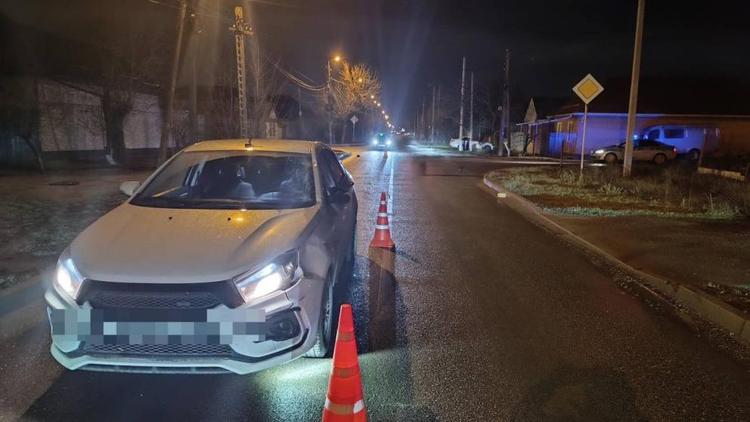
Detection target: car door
<box><xmin>317</xmin><ymin>147</ymin><xmax>356</xmax><ymax>279</ymax></box>
<box><xmin>636</xmin><ymin>140</ymin><xmax>661</xmax><ymax>160</ymax></box>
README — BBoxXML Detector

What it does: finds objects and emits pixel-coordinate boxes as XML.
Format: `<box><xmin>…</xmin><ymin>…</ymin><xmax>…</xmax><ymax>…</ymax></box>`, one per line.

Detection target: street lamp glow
<box><xmin>333</xmin><ymin>55</ymin><xmax>342</xmax><ymax>62</ymax></box>
<box><xmin>370</xmin><ymin>95</ymin><xmax>375</xmax><ymax>99</ymax></box>
<box><xmin>357</xmin><ymin>77</ymin><xmax>363</xmax><ymax>83</ymax></box>
<box><xmin>385</xmin><ymin>115</ymin><xmax>389</xmax><ymax>120</ymax></box>
<box><xmin>381</xmin><ymin>110</ymin><xmax>385</xmax><ymax>114</ymax></box>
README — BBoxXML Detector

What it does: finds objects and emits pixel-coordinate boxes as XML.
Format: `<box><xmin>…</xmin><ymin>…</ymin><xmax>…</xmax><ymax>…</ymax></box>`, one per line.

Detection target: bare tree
<box><xmin>329</xmin><ymin>63</ymin><xmax>381</xmax><ymax>142</ymax></box>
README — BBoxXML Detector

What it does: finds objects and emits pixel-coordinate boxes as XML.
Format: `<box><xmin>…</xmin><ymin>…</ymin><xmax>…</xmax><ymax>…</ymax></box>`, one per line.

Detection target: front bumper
<box><xmin>45</xmin><ymin>276</ymin><xmax>324</xmax><ymax>375</ymax></box>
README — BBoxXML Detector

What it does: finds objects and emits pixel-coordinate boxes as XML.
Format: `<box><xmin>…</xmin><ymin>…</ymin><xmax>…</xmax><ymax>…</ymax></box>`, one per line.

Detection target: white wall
<box><xmin>38</xmin><ymin>80</ymin><xmax>106</xmax><ymax>152</ymax></box>
<box><xmin>123</xmin><ymin>93</ymin><xmax>166</xmax><ymax>149</ymax></box>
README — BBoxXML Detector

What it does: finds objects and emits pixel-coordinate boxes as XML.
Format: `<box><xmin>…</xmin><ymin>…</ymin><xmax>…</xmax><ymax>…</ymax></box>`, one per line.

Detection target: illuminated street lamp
<box><xmin>381</xmin><ymin>110</ymin><xmax>385</xmax><ymax>114</ymax></box>
<box><xmin>370</xmin><ymin>95</ymin><xmax>375</xmax><ymax>99</ymax></box>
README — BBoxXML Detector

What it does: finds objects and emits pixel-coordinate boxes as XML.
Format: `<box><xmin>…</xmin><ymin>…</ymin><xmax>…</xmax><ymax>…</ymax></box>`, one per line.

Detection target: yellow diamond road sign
<box><xmin>573</xmin><ymin>74</ymin><xmax>604</xmax><ymax>104</ymax></box>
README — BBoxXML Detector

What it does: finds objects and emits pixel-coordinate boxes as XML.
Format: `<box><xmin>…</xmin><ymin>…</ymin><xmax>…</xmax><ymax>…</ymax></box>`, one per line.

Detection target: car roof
<box><xmin>183</xmin><ymin>139</ymin><xmax>318</xmax><ymax>154</ymax></box>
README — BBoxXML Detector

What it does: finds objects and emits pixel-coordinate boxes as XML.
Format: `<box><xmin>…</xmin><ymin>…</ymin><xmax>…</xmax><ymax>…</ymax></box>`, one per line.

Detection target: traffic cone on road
<box><xmin>369</xmin><ymin>192</ymin><xmax>395</xmax><ymax>250</ymax></box>
<box><xmin>322</xmin><ymin>304</ymin><xmax>366</xmax><ymax>422</ymax></box>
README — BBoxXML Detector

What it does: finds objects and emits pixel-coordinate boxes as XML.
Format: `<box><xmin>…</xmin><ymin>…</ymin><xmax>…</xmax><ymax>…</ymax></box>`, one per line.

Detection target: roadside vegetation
<box><xmin>489</xmin><ymin>163</ymin><xmax>750</xmax><ymax>219</ymax></box>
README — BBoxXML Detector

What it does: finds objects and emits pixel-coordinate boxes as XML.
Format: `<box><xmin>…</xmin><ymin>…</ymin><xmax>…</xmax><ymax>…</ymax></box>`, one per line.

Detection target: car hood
<box><xmin>69</xmin><ymin>203</ymin><xmax>320</xmax><ymax>284</ymax></box>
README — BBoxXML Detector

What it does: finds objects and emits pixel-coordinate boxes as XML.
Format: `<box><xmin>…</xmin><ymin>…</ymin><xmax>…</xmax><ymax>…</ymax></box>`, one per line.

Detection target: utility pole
<box><xmin>188</xmin><ymin>13</ymin><xmax>200</xmax><ymax>146</ymax></box>
<box><xmin>158</xmin><ymin>0</ymin><xmax>187</xmax><ymax>163</ymax></box>
<box><xmin>469</xmin><ymin>72</ymin><xmax>474</xmax><ymax>140</ymax></box>
<box><xmin>326</xmin><ymin>60</ymin><xmax>334</xmax><ymax>144</ymax></box>
<box><xmin>421</xmin><ymin>97</ymin><xmax>427</xmax><ymax>140</ymax></box>
<box><xmin>430</xmin><ymin>85</ymin><xmax>436</xmax><ymax>144</ymax></box>
<box><xmin>623</xmin><ymin>0</ymin><xmax>646</xmax><ymax>177</ymax></box>
<box><xmin>499</xmin><ymin>48</ymin><xmax>511</xmax><ymax>156</ymax></box>
<box><xmin>298</xmin><ymin>86</ymin><xmax>305</xmax><ymax>137</ymax></box>
<box><xmin>436</xmin><ymin>84</ymin><xmax>441</xmax><ymax>142</ymax></box>
<box><xmin>230</xmin><ymin>5</ymin><xmax>253</xmax><ymax>138</ymax></box>
<box><xmin>458</xmin><ymin>56</ymin><xmax>466</xmax><ymax>141</ymax></box>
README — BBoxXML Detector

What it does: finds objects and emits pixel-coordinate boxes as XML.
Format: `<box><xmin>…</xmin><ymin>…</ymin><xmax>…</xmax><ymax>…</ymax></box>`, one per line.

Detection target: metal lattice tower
<box><xmin>230</xmin><ymin>6</ymin><xmax>253</xmax><ymax>138</ymax></box>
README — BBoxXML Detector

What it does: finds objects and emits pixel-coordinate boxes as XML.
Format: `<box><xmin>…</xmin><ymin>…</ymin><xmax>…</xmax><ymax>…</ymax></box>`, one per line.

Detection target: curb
<box><xmin>482</xmin><ymin>175</ymin><xmax>750</xmax><ymax>344</ymax></box>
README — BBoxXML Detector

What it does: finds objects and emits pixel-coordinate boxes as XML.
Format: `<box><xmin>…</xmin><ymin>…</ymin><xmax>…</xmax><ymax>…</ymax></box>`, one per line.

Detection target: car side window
<box><xmin>318</xmin><ymin>151</ymin><xmax>337</xmax><ymax>195</ymax></box>
<box><xmin>319</xmin><ymin>149</ymin><xmax>353</xmax><ymax>193</ymax></box>
<box><xmin>664</xmin><ymin>128</ymin><xmax>686</xmax><ymax>139</ymax></box>
<box><xmin>647</xmin><ymin>129</ymin><xmax>660</xmax><ymax>140</ymax></box>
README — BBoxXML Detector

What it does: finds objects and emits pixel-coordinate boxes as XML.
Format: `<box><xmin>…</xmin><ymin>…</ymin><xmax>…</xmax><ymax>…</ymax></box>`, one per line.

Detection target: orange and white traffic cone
<box><xmin>369</xmin><ymin>192</ymin><xmax>395</xmax><ymax>250</ymax></box>
<box><xmin>322</xmin><ymin>304</ymin><xmax>366</xmax><ymax>422</ymax></box>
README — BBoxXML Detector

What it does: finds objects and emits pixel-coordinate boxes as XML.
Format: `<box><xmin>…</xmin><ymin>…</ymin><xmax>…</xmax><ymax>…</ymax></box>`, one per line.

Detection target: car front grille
<box><xmin>82</xmin><ymin>343</ymin><xmax>233</xmax><ymax>357</ymax></box>
<box><xmin>79</xmin><ymin>280</ymin><xmax>244</xmax><ymax>310</ymax></box>
<box><xmin>88</xmin><ymin>290</ymin><xmax>221</xmax><ymax>310</ymax></box>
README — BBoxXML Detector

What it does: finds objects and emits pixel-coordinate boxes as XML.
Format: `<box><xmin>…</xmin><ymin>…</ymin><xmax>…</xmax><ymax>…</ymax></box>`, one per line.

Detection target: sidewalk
<box><xmin>483</xmin><ymin>171</ymin><xmax>750</xmax><ymax>345</ymax></box>
<box><xmin>554</xmin><ymin>215</ymin><xmax>750</xmax><ymax>312</ymax></box>
<box><xmin>0</xmin><ymin>167</ymin><xmax>150</xmax><ymax>293</ymax></box>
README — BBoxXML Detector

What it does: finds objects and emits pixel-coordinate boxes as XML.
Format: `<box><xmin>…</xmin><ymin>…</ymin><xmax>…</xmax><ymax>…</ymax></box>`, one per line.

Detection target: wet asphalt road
<box><xmin>4</xmin><ymin>146</ymin><xmax>750</xmax><ymax>421</ymax></box>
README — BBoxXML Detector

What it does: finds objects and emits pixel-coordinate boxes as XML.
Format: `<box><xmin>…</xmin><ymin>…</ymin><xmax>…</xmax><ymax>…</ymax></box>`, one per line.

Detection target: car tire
<box><xmin>688</xmin><ymin>149</ymin><xmax>701</xmax><ymax>161</ymax></box>
<box><xmin>604</xmin><ymin>153</ymin><xmax>618</xmax><ymax>164</ymax></box>
<box><xmin>653</xmin><ymin>153</ymin><xmax>667</xmax><ymax>165</ymax></box>
<box><xmin>483</xmin><ymin>145</ymin><xmax>493</xmax><ymax>153</ymax></box>
<box><xmin>305</xmin><ymin>275</ymin><xmax>336</xmax><ymax>358</ymax></box>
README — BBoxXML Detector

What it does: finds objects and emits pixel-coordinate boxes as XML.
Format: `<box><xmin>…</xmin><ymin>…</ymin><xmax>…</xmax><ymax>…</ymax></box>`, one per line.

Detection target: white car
<box><xmin>449</xmin><ymin>137</ymin><xmax>495</xmax><ymax>152</ymax></box>
<box><xmin>45</xmin><ymin>139</ymin><xmax>357</xmax><ymax>374</ymax></box>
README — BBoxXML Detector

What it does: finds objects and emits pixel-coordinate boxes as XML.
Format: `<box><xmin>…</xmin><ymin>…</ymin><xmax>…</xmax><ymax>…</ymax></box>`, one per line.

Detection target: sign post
<box><xmin>350</xmin><ymin>115</ymin><xmax>359</xmax><ymax>143</ymax></box>
<box><xmin>572</xmin><ymin>74</ymin><xmax>604</xmax><ymax>180</ymax></box>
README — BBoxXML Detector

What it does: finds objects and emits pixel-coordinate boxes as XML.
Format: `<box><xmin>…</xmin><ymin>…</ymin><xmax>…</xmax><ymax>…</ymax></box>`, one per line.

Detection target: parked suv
<box><xmin>591</xmin><ymin>139</ymin><xmax>678</xmax><ymax>165</ymax></box>
<box><xmin>45</xmin><ymin>139</ymin><xmax>357</xmax><ymax>374</ymax></box>
<box><xmin>642</xmin><ymin>125</ymin><xmax>705</xmax><ymax>160</ymax></box>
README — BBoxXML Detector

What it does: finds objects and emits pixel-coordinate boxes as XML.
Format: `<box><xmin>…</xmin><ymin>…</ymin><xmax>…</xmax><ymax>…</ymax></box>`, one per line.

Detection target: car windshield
<box><xmin>131</xmin><ymin>150</ymin><xmax>315</xmax><ymax>210</ymax></box>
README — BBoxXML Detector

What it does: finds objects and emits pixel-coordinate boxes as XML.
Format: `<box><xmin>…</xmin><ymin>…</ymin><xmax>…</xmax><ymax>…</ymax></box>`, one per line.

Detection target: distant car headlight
<box><xmin>371</xmin><ymin>138</ymin><xmax>378</xmax><ymax>145</ymax></box>
<box><xmin>386</xmin><ymin>139</ymin><xmax>392</xmax><ymax>146</ymax></box>
<box><xmin>234</xmin><ymin>251</ymin><xmax>302</xmax><ymax>302</ymax></box>
<box><xmin>54</xmin><ymin>254</ymin><xmax>84</xmax><ymax>300</ymax></box>
<box><xmin>595</xmin><ymin>149</ymin><xmax>605</xmax><ymax>154</ymax></box>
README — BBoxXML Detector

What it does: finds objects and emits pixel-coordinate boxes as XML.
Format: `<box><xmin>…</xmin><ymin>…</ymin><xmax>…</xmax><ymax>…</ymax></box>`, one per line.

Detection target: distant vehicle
<box><xmin>371</xmin><ymin>132</ymin><xmax>392</xmax><ymax>149</ymax></box>
<box><xmin>591</xmin><ymin>139</ymin><xmax>677</xmax><ymax>165</ymax></box>
<box><xmin>449</xmin><ymin>137</ymin><xmax>494</xmax><ymax>152</ymax></box>
<box><xmin>641</xmin><ymin>125</ymin><xmax>705</xmax><ymax>160</ymax></box>
<box><xmin>45</xmin><ymin>139</ymin><xmax>357</xmax><ymax>374</ymax></box>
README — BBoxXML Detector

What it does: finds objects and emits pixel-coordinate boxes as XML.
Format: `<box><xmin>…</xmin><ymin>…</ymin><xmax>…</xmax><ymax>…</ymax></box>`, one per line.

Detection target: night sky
<box><xmin>3</xmin><ymin>0</ymin><xmax>749</xmax><ymax>125</ymax></box>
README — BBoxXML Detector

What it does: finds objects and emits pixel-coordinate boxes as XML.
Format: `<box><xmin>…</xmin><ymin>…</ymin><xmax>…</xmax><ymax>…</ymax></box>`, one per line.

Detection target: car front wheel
<box><xmin>604</xmin><ymin>153</ymin><xmax>618</xmax><ymax>164</ymax></box>
<box><xmin>305</xmin><ymin>275</ymin><xmax>336</xmax><ymax>358</ymax></box>
<box><xmin>653</xmin><ymin>153</ymin><xmax>667</xmax><ymax>165</ymax></box>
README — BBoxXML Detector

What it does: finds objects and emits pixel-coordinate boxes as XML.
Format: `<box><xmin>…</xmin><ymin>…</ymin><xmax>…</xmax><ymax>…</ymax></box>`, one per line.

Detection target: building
<box><xmin>518</xmin><ymin>78</ymin><xmax>750</xmax><ymax>158</ymax></box>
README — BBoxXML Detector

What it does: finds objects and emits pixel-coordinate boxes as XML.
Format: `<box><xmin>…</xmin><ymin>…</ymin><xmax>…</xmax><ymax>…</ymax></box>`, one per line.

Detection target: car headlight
<box><xmin>371</xmin><ymin>139</ymin><xmax>378</xmax><ymax>145</ymax></box>
<box><xmin>234</xmin><ymin>251</ymin><xmax>302</xmax><ymax>302</ymax></box>
<box><xmin>386</xmin><ymin>139</ymin><xmax>392</xmax><ymax>146</ymax></box>
<box><xmin>54</xmin><ymin>255</ymin><xmax>85</xmax><ymax>300</ymax></box>
<box><xmin>595</xmin><ymin>149</ymin><xmax>605</xmax><ymax>154</ymax></box>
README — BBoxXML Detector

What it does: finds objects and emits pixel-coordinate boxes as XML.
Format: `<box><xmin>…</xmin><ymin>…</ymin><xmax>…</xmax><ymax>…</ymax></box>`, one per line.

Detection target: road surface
<box><xmin>2</xmin><ymin>146</ymin><xmax>750</xmax><ymax>421</ymax></box>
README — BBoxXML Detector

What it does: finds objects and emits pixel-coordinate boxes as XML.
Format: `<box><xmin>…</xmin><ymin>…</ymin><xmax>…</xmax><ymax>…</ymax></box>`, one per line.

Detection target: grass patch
<box><xmin>489</xmin><ymin>164</ymin><xmax>750</xmax><ymax>219</ymax></box>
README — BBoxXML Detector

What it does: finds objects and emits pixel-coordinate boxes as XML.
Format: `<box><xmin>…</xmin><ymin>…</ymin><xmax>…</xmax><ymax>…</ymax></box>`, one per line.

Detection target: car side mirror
<box><xmin>120</xmin><ymin>181</ymin><xmax>141</xmax><ymax>197</ymax></box>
